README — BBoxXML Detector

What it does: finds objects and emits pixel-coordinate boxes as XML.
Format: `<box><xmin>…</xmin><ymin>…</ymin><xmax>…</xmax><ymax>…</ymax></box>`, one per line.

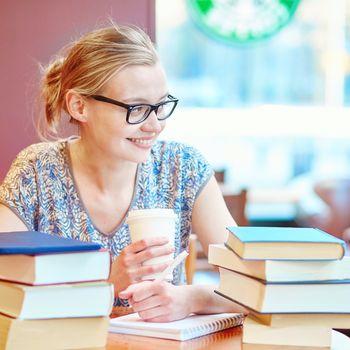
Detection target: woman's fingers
<box><xmin>138</xmin><ymin>305</ymin><xmax>170</xmax><ymax>322</ymax></box>
<box><xmin>125</xmin><ymin>237</ymin><xmax>170</xmax><ymax>254</ymax></box>
<box><xmin>112</xmin><ymin>238</ymin><xmax>174</xmax><ymax>296</ymax></box>
<box><xmin>119</xmin><ymin>281</ymin><xmax>171</xmax><ymax>317</ymax></box>
<box><xmin>124</xmin><ymin>262</ymin><xmax>169</xmax><ymax>282</ymax></box>
<box><xmin>119</xmin><ymin>280</ymin><xmax>153</xmax><ymax>300</ymax></box>
<box><xmin>119</xmin><ymin>281</ymin><xmax>190</xmax><ymax>322</ymax></box>
<box><xmin>136</xmin><ymin>245</ymin><xmax>174</xmax><ymax>264</ymax></box>
<box><xmin>123</xmin><ymin>239</ymin><xmax>174</xmax><ymax>266</ymax></box>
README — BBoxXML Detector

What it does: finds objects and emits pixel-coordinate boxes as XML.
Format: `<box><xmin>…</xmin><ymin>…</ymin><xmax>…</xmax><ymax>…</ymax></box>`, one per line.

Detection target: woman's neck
<box><xmin>68</xmin><ymin>137</ymin><xmax>138</xmax><ymax>193</ymax></box>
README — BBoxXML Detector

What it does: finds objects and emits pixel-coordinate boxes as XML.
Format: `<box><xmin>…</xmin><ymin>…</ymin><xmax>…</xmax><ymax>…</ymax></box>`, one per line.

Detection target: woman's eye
<box><xmin>130</xmin><ymin>106</ymin><xmax>146</xmax><ymax>116</ymax></box>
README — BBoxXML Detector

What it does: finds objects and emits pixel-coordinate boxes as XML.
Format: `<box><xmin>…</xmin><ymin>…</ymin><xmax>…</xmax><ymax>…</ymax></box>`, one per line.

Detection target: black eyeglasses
<box><xmin>91</xmin><ymin>94</ymin><xmax>178</xmax><ymax>124</ymax></box>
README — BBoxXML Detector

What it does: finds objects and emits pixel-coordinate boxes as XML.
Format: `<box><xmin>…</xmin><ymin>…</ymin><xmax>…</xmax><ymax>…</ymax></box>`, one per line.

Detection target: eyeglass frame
<box><xmin>91</xmin><ymin>94</ymin><xmax>179</xmax><ymax>124</ymax></box>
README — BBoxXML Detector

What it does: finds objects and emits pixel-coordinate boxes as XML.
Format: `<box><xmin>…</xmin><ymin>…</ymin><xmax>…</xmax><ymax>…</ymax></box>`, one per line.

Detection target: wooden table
<box><xmin>106</xmin><ymin>328</ymin><xmax>350</xmax><ymax>350</ymax></box>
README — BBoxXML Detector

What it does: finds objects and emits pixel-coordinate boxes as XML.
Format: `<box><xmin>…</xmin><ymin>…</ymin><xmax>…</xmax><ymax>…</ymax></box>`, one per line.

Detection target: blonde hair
<box><xmin>38</xmin><ymin>23</ymin><xmax>158</xmax><ymax>139</ymax></box>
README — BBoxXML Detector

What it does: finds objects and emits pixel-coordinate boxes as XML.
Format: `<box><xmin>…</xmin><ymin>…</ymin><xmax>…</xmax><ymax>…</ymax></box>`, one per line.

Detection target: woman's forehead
<box><xmin>103</xmin><ymin>63</ymin><xmax>168</xmax><ymax>101</ymax></box>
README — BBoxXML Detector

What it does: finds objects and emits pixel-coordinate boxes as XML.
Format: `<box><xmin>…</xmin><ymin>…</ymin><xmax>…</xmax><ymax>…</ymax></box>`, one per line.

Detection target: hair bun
<box><xmin>41</xmin><ymin>56</ymin><xmax>65</xmax><ymax>135</ymax></box>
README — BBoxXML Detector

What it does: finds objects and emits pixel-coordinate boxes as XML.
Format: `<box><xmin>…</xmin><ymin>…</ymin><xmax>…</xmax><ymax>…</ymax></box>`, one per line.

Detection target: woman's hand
<box><xmin>109</xmin><ymin>237</ymin><xmax>174</xmax><ymax>297</ymax></box>
<box><xmin>119</xmin><ymin>280</ymin><xmax>192</xmax><ymax>322</ymax></box>
<box><xmin>119</xmin><ymin>281</ymin><xmax>249</xmax><ymax>322</ymax></box>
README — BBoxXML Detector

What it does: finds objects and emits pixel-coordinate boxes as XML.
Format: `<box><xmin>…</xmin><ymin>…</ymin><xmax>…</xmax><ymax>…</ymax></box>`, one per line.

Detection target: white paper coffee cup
<box><xmin>126</xmin><ymin>208</ymin><xmax>176</xmax><ymax>280</ymax></box>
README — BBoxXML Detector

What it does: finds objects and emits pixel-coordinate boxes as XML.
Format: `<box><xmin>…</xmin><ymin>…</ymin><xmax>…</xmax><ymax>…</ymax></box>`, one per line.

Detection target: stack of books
<box><xmin>0</xmin><ymin>231</ymin><xmax>114</xmax><ymax>349</ymax></box>
<box><xmin>209</xmin><ymin>226</ymin><xmax>350</xmax><ymax>348</ymax></box>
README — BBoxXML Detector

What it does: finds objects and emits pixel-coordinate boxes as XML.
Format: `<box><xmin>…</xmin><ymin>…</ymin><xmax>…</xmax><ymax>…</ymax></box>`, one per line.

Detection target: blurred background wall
<box><xmin>0</xmin><ymin>0</ymin><xmax>155</xmax><ymax>180</ymax></box>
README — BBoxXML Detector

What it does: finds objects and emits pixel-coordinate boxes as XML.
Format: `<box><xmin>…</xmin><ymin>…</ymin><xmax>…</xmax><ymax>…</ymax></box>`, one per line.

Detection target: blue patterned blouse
<box><xmin>0</xmin><ymin>139</ymin><xmax>213</xmax><ymax>292</ymax></box>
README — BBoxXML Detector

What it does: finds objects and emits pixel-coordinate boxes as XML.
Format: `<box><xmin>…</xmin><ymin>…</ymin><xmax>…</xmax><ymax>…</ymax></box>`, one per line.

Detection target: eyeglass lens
<box><xmin>128</xmin><ymin>101</ymin><xmax>176</xmax><ymax>124</ymax></box>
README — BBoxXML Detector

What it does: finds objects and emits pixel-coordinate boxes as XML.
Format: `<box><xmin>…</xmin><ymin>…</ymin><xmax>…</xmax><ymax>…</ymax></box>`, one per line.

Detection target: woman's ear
<box><xmin>65</xmin><ymin>90</ymin><xmax>88</xmax><ymax>123</ymax></box>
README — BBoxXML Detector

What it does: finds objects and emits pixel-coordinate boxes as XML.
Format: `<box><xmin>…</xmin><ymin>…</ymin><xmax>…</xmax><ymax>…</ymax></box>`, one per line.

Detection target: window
<box><xmin>157</xmin><ymin>0</ymin><xmax>350</xmax><ymax>197</ymax></box>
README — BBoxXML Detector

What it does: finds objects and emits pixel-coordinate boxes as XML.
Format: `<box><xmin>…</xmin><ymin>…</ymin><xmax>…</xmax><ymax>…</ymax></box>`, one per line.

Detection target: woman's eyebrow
<box><xmin>124</xmin><ymin>93</ymin><xmax>170</xmax><ymax>104</ymax></box>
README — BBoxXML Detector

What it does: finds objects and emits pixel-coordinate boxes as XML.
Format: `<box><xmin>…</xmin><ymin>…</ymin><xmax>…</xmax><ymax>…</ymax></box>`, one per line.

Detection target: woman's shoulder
<box><xmin>12</xmin><ymin>140</ymin><xmax>67</xmax><ymax>172</ymax></box>
<box><xmin>1</xmin><ymin>140</ymin><xmax>68</xmax><ymax>193</ymax></box>
<box><xmin>16</xmin><ymin>140</ymin><xmax>65</xmax><ymax>160</ymax></box>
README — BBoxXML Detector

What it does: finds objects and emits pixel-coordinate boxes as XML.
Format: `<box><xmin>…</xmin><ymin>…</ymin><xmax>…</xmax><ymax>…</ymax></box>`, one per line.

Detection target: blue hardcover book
<box><xmin>217</xmin><ymin>267</ymin><xmax>350</xmax><ymax>313</ymax></box>
<box><xmin>0</xmin><ymin>231</ymin><xmax>101</xmax><ymax>254</ymax></box>
<box><xmin>225</xmin><ymin>226</ymin><xmax>346</xmax><ymax>260</ymax></box>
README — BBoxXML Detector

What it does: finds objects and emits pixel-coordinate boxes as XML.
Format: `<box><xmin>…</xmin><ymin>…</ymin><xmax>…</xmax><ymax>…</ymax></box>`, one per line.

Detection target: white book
<box><xmin>0</xmin><ymin>280</ymin><xmax>114</xmax><ymax>319</ymax></box>
<box><xmin>217</xmin><ymin>267</ymin><xmax>350</xmax><ymax>313</ymax></box>
<box><xmin>209</xmin><ymin>243</ymin><xmax>350</xmax><ymax>282</ymax></box>
<box><xmin>0</xmin><ymin>314</ymin><xmax>109</xmax><ymax>350</ymax></box>
<box><xmin>243</xmin><ymin>316</ymin><xmax>332</xmax><ymax>347</ymax></box>
<box><xmin>109</xmin><ymin>312</ymin><xmax>244</xmax><ymax>341</ymax></box>
<box><xmin>249</xmin><ymin>310</ymin><xmax>350</xmax><ymax>328</ymax></box>
<box><xmin>0</xmin><ymin>249</ymin><xmax>111</xmax><ymax>285</ymax></box>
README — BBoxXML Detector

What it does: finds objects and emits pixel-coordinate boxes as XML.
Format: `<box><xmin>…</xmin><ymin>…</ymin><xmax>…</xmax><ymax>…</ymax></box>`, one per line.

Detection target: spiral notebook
<box><xmin>109</xmin><ymin>312</ymin><xmax>244</xmax><ymax>341</ymax></box>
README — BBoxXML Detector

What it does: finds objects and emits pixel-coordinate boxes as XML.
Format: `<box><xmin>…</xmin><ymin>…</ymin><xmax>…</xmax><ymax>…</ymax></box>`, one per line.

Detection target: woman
<box><xmin>0</xmin><ymin>23</ymin><xmax>245</xmax><ymax>322</ymax></box>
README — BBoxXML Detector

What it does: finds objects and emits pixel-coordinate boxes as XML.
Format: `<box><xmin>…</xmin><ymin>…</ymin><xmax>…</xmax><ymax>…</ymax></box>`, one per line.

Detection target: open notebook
<box><xmin>109</xmin><ymin>312</ymin><xmax>244</xmax><ymax>341</ymax></box>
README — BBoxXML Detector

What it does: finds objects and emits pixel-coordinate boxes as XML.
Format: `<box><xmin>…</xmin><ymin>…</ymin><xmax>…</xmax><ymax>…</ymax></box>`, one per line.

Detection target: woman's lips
<box><xmin>128</xmin><ymin>138</ymin><xmax>154</xmax><ymax>145</ymax></box>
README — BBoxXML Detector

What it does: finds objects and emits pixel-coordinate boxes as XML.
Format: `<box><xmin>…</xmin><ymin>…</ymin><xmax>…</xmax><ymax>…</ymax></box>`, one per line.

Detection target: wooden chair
<box><xmin>223</xmin><ymin>189</ymin><xmax>249</xmax><ymax>227</ymax></box>
<box><xmin>185</xmin><ymin>234</ymin><xmax>198</xmax><ymax>284</ymax></box>
<box><xmin>214</xmin><ymin>169</ymin><xmax>226</xmax><ymax>183</ymax></box>
<box><xmin>312</xmin><ymin>178</ymin><xmax>350</xmax><ymax>239</ymax></box>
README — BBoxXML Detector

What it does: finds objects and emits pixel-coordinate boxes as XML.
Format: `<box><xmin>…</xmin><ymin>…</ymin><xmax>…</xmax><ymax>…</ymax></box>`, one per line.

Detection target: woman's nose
<box><xmin>141</xmin><ymin>110</ymin><xmax>163</xmax><ymax>132</ymax></box>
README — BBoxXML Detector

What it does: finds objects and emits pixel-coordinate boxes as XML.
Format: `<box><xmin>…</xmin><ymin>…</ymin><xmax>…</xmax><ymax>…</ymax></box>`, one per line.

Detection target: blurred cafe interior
<box><xmin>157</xmin><ymin>0</ymin><xmax>350</xmax><ymax>244</ymax></box>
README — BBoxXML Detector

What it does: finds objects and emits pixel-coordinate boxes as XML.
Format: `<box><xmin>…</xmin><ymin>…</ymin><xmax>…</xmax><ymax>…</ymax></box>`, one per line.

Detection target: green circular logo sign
<box><xmin>187</xmin><ymin>0</ymin><xmax>301</xmax><ymax>44</ymax></box>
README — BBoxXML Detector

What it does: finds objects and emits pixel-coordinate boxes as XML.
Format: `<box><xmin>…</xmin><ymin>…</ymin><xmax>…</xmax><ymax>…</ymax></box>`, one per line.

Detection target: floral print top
<box><xmin>0</xmin><ymin>139</ymin><xmax>213</xmax><ymax>303</ymax></box>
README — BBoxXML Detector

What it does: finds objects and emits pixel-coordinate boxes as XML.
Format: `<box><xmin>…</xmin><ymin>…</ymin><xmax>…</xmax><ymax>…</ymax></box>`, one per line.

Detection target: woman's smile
<box><xmin>127</xmin><ymin>137</ymin><xmax>155</xmax><ymax>148</ymax></box>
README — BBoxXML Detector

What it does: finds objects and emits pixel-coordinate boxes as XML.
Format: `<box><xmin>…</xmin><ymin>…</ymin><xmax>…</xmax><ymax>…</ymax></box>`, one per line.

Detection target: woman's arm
<box><xmin>192</xmin><ymin>175</ymin><xmax>237</xmax><ymax>255</ymax></box>
<box><xmin>0</xmin><ymin>204</ymin><xmax>28</xmax><ymax>232</ymax></box>
<box><xmin>188</xmin><ymin>175</ymin><xmax>245</xmax><ymax>314</ymax></box>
